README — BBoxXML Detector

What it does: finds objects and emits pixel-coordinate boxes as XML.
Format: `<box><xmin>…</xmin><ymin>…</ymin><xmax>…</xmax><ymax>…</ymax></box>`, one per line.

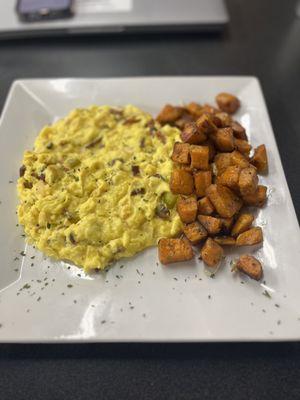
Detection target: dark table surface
<box><xmin>1</xmin><ymin>0</ymin><xmax>300</xmax><ymax>399</ymax></box>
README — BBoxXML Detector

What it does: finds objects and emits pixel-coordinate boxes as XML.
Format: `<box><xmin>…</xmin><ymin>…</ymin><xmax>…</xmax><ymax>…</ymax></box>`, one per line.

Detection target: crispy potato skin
<box><xmin>171</xmin><ymin>142</ymin><xmax>190</xmax><ymax>164</ymax></box>
<box><xmin>190</xmin><ymin>145</ymin><xmax>209</xmax><ymax>170</ymax></box>
<box><xmin>212</xmin><ymin>127</ymin><xmax>235</xmax><ymax>152</ymax></box>
<box><xmin>230</xmin><ymin>121</ymin><xmax>247</xmax><ymax>140</ymax></box>
<box><xmin>194</xmin><ymin>170</ymin><xmax>212</xmax><ymax>197</ymax></box>
<box><xmin>242</xmin><ymin>185</ymin><xmax>267</xmax><ymax>207</ymax></box>
<box><xmin>236</xmin><ymin>254</ymin><xmax>263</xmax><ymax>280</ymax></box>
<box><xmin>214</xmin><ymin>236</ymin><xmax>236</xmax><ymax>246</ymax></box>
<box><xmin>158</xmin><ymin>238</ymin><xmax>194</xmax><ymax>265</ymax></box>
<box><xmin>206</xmin><ymin>184</ymin><xmax>243</xmax><ymax>218</ymax></box>
<box><xmin>231</xmin><ymin>214</ymin><xmax>254</xmax><ymax>237</ymax></box>
<box><xmin>251</xmin><ymin>144</ymin><xmax>268</xmax><ymax>173</ymax></box>
<box><xmin>195</xmin><ymin>114</ymin><xmax>217</xmax><ymax>135</ymax></box>
<box><xmin>198</xmin><ymin>197</ymin><xmax>215</xmax><ymax>215</ymax></box>
<box><xmin>181</xmin><ymin>122</ymin><xmax>207</xmax><ymax>144</ymax></box>
<box><xmin>156</xmin><ymin>104</ymin><xmax>183</xmax><ymax>124</ymax></box>
<box><xmin>239</xmin><ymin>167</ymin><xmax>258</xmax><ymax>196</ymax></box>
<box><xmin>201</xmin><ymin>238</ymin><xmax>224</xmax><ymax>267</ymax></box>
<box><xmin>198</xmin><ymin>215</ymin><xmax>222</xmax><ymax>236</ymax></box>
<box><xmin>183</xmin><ymin>222</ymin><xmax>207</xmax><ymax>244</ymax></box>
<box><xmin>216</xmin><ymin>93</ymin><xmax>240</xmax><ymax>114</ymax></box>
<box><xmin>236</xmin><ymin>227</ymin><xmax>263</xmax><ymax>246</ymax></box>
<box><xmin>177</xmin><ymin>196</ymin><xmax>198</xmax><ymax>223</ymax></box>
<box><xmin>170</xmin><ymin>169</ymin><xmax>194</xmax><ymax>195</ymax></box>
<box><xmin>234</xmin><ymin>138</ymin><xmax>252</xmax><ymax>156</ymax></box>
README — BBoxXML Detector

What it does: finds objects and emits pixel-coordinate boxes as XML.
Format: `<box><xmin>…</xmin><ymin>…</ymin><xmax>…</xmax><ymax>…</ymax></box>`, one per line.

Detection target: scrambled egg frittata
<box><xmin>17</xmin><ymin>105</ymin><xmax>182</xmax><ymax>270</ymax></box>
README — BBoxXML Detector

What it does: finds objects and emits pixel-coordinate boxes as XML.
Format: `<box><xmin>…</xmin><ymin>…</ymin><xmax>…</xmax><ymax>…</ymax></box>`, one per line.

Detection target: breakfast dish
<box><xmin>17</xmin><ymin>105</ymin><xmax>181</xmax><ymax>271</ymax></box>
<box><xmin>0</xmin><ymin>77</ymin><xmax>299</xmax><ymax>343</ymax></box>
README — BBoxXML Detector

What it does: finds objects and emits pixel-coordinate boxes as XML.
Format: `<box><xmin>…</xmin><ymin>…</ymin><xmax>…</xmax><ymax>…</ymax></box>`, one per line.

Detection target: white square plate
<box><xmin>0</xmin><ymin>77</ymin><xmax>299</xmax><ymax>342</ymax></box>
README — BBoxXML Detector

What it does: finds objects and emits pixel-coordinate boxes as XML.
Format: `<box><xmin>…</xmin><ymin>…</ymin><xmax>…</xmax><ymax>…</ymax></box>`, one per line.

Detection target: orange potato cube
<box><xmin>212</xmin><ymin>127</ymin><xmax>235</xmax><ymax>152</ymax></box>
<box><xmin>236</xmin><ymin>227</ymin><xmax>263</xmax><ymax>246</ymax></box>
<box><xmin>230</xmin><ymin>121</ymin><xmax>247</xmax><ymax>140</ymax></box>
<box><xmin>214</xmin><ymin>112</ymin><xmax>232</xmax><ymax>127</ymax></box>
<box><xmin>216</xmin><ymin>93</ymin><xmax>240</xmax><ymax>114</ymax></box>
<box><xmin>238</xmin><ymin>167</ymin><xmax>258</xmax><ymax>196</ymax></box>
<box><xmin>194</xmin><ymin>170</ymin><xmax>212</xmax><ymax>197</ymax></box>
<box><xmin>170</xmin><ymin>169</ymin><xmax>194</xmax><ymax>195</ymax></box>
<box><xmin>185</xmin><ymin>102</ymin><xmax>203</xmax><ymax>118</ymax></box>
<box><xmin>201</xmin><ymin>238</ymin><xmax>224</xmax><ymax>267</ymax></box>
<box><xmin>214</xmin><ymin>153</ymin><xmax>233</xmax><ymax>175</ymax></box>
<box><xmin>190</xmin><ymin>145</ymin><xmax>209</xmax><ymax>170</ymax></box>
<box><xmin>181</xmin><ymin>122</ymin><xmax>207</xmax><ymax>144</ymax></box>
<box><xmin>236</xmin><ymin>254</ymin><xmax>263</xmax><ymax>281</ymax></box>
<box><xmin>198</xmin><ymin>215</ymin><xmax>222</xmax><ymax>236</ymax></box>
<box><xmin>214</xmin><ymin>236</ymin><xmax>236</xmax><ymax>246</ymax></box>
<box><xmin>176</xmin><ymin>196</ymin><xmax>198</xmax><ymax>223</ymax></box>
<box><xmin>156</xmin><ymin>104</ymin><xmax>183</xmax><ymax>124</ymax></box>
<box><xmin>231</xmin><ymin>213</ymin><xmax>254</xmax><ymax>237</ymax></box>
<box><xmin>231</xmin><ymin>150</ymin><xmax>250</xmax><ymax>169</ymax></box>
<box><xmin>242</xmin><ymin>185</ymin><xmax>267</xmax><ymax>207</ymax></box>
<box><xmin>218</xmin><ymin>165</ymin><xmax>241</xmax><ymax>191</ymax></box>
<box><xmin>195</xmin><ymin>114</ymin><xmax>217</xmax><ymax>135</ymax></box>
<box><xmin>171</xmin><ymin>142</ymin><xmax>190</xmax><ymax>164</ymax></box>
<box><xmin>158</xmin><ymin>238</ymin><xmax>194</xmax><ymax>265</ymax></box>
<box><xmin>234</xmin><ymin>138</ymin><xmax>252</xmax><ymax>156</ymax></box>
<box><xmin>251</xmin><ymin>144</ymin><xmax>268</xmax><ymax>173</ymax></box>
<box><xmin>206</xmin><ymin>184</ymin><xmax>243</xmax><ymax>218</ymax></box>
<box><xmin>183</xmin><ymin>222</ymin><xmax>207</xmax><ymax>245</ymax></box>
<box><xmin>198</xmin><ymin>196</ymin><xmax>215</xmax><ymax>215</ymax></box>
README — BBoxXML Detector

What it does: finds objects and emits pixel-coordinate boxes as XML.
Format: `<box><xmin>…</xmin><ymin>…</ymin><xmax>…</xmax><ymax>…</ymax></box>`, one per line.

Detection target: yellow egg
<box><xmin>17</xmin><ymin>105</ymin><xmax>182</xmax><ymax>271</ymax></box>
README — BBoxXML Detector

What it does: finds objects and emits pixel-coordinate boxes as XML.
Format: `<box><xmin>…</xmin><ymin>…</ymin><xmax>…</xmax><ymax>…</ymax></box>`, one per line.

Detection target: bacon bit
<box><xmin>69</xmin><ymin>233</ymin><xmax>76</xmax><ymax>244</ymax></box>
<box><xmin>23</xmin><ymin>181</ymin><xmax>33</xmax><ymax>189</ymax></box>
<box><xmin>140</xmin><ymin>137</ymin><xmax>146</xmax><ymax>148</ymax></box>
<box><xmin>38</xmin><ymin>173</ymin><xmax>46</xmax><ymax>182</ymax></box>
<box><xmin>131</xmin><ymin>165</ymin><xmax>140</xmax><ymax>176</ymax></box>
<box><xmin>131</xmin><ymin>188</ymin><xmax>145</xmax><ymax>196</ymax></box>
<box><xmin>156</xmin><ymin>131</ymin><xmax>166</xmax><ymax>144</ymax></box>
<box><xmin>123</xmin><ymin>117</ymin><xmax>140</xmax><ymax>125</ymax></box>
<box><xmin>86</xmin><ymin>137</ymin><xmax>102</xmax><ymax>149</ymax></box>
<box><xmin>19</xmin><ymin>165</ymin><xmax>26</xmax><ymax>177</ymax></box>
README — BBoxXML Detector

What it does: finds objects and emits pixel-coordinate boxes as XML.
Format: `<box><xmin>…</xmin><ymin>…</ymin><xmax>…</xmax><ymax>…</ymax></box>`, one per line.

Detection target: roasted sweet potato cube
<box><xmin>231</xmin><ymin>213</ymin><xmax>254</xmax><ymax>237</ymax></box>
<box><xmin>212</xmin><ymin>127</ymin><xmax>235</xmax><ymax>152</ymax></box>
<box><xmin>158</xmin><ymin>238</ymin><xmax>194</xmax><ymax>264</ymax></box>
<box><xmin>198</xmin><ymin>196</ymin><xmax>215</xmax><ymax>215</ymax></box>
<box><xmin>170</xmin><ymin>169</ymin><xmax>194</xmax><ymax>195</ymax></box>
<box><xmin>156</xmin><ymin>104</ymin><xmax>183</xmax><ymax>124</ymax></box>
<box><xmin>176</xmin><ymin>196</ymin><xmax>198</xmax><ymax>223</ymax></box>
<box><xmin>190</xmin><ymin>145</ymin><xmax>209</xmax><ymax>170</ymax></box>
<box><xmin>214</xmin><ymin>112</ymin><xmax>232</xmax><ymax>127</ymax></box>
<box><xmin>236</xmin><ymin>227</ymin><xmax>263</xmax><ymax>246</ymax></box>
<box><xmin>181</xmin><ymin>122</ymin><xmax>207</xmax><ymax>144</ymax></box>
<box><xmin>239</xmin><ymin>167</ymin><xmax>258</xmax><ymax>196</ymax></box>
<box><xmin>198</xmin><ymin>215</ymin><xmax>222</xmax><ymax>236</ymax></box>
<box><xmin>202</xmin><ymin>139</ymin><xmax>216</xmax><ymax>161</ymax></box>
<box><xmin>185</xmin><ymin>102</ymin><xmax>203</xmax><ymax>118</ymax></box>
<box><xmin>231</xmin><ymin>150</ymin><xmax>250</xmax><ymax>169</ymax></box>
<box><xmin>230</xmin><ymin>121</ymin><xmax>247</xmax><ymax>140</ymax></box>
<box><xmin>201</xmin><ymin>238</ymin><xmax>224</xmax><ymax>267</ymax></box>
<box><xmin>171</xmin><ymin>142</ymin><xmax>190</xmax><ymax>164</ymax></box>
<box><xmin>236</xmin><ymin>254</ymin><xmax>263</xmax><ymax>281</ymax></box>
<box><xmin>234</xmin><ymin>138</ymin><xmax>252</xmax><ymax>156</ymax></box>
<box><xmin>251</xmin><ymin>144</ymin><xmax>268</xmax><ymax>173</ymax></box>
<box><xmin>206</xmin><ymin>184</ymin><xmax>243</xmax><ymax>218</ymax></box>
<box><xmin>194</xmin><ymin>171</ymin><xmax>212</xmax><ymax>197</ymax></box>
<box><xmin>218</xmin><ymin>165</ymin><xmax>241</xmax><ymax>191</ymax></box>
<box><xmin>242</xmin><ymin>185</ymin><xmax>267</xmax><ymax>207</ymax></box>
<box><xmin>195</xmin><ymin>114</ymin><xmax>217</xmax><ymax>135</ymax></box>
<box><xmin>216</xmin><ymin>93</ymin><xmax>240</xmax><ymax>114</ymax></box>
<box><xmin>214</xmin><ymin>153</ymin><xmax>232</xmax><ymax>175</ymax></box>
<box><xmin>183</xmin><ymin>222</ymin><xmax>207</xmax><ymax>245</ymax></box>
<box><xmin>214</xmin><ymin>236</ymin><xmax>236</xmax><ymax>246</ymax></box>
<box><xmin>174</xmin><ymin>113</ymin><xmax>195</xmax><ymax>130</ymax></box>
<box><xmin>220</xmin><ymin>217</ymin><xmax>234</xmax><ymax>233</ymax></box>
